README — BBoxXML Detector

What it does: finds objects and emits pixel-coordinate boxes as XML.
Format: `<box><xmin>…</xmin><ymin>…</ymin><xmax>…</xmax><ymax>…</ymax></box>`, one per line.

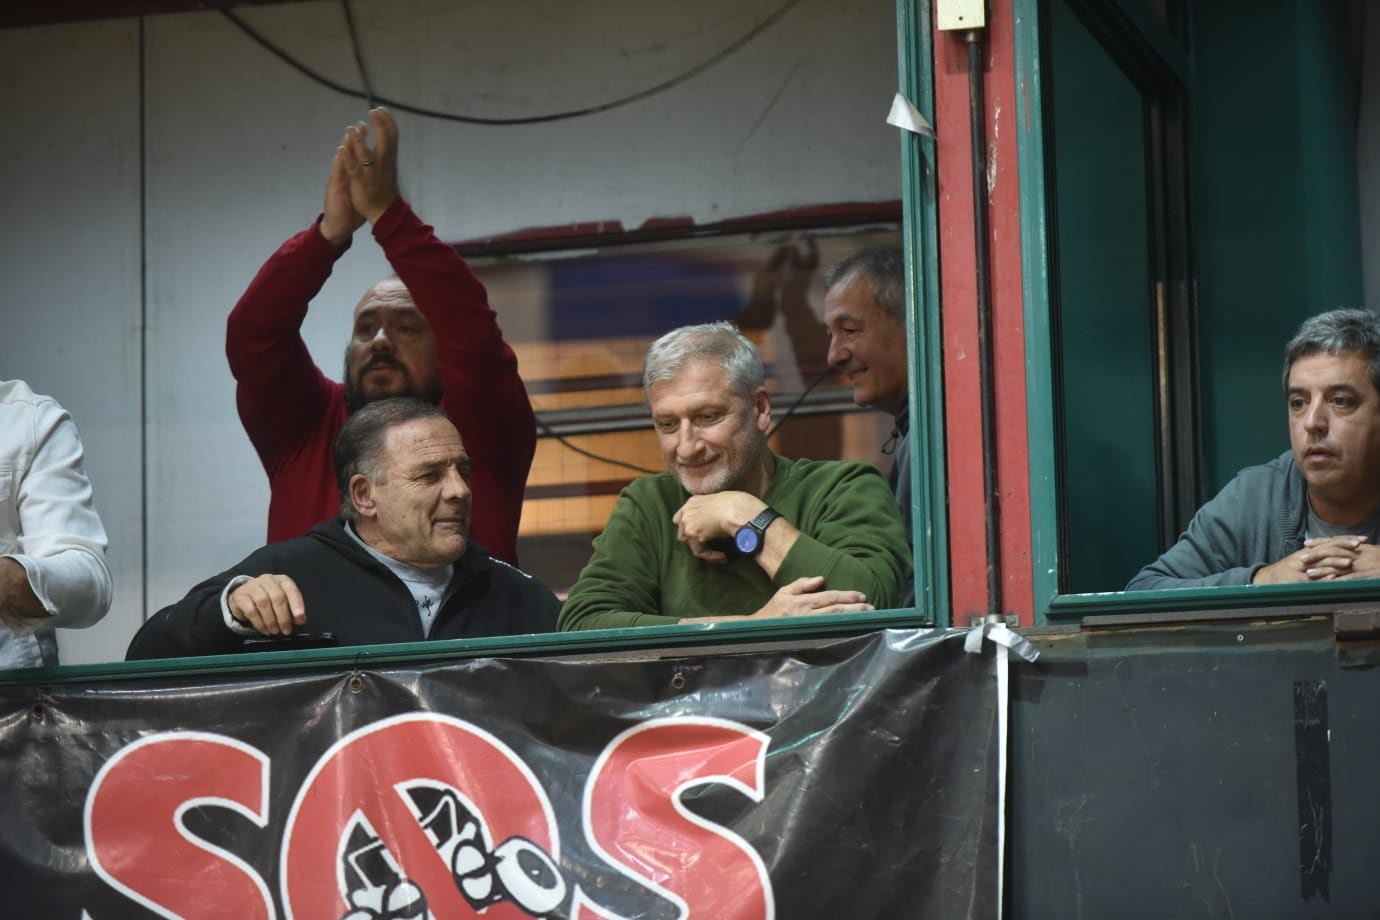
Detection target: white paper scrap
<box><xmin>886</xmin><ymin>92</ymin><xmax>936</xmax><ymax>138</ymax></box>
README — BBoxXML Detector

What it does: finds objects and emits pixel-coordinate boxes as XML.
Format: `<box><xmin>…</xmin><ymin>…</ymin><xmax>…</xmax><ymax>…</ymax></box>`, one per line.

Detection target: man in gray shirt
<box><xmin>1129</xmin><ymin>308</ymin><xmax>1380</xmax><ymax>589</ymax></box>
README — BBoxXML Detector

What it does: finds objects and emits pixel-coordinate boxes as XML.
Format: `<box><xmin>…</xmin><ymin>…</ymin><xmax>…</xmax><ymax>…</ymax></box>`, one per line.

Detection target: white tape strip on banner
<box><xmin>963</xmin><ymin>620</ymin><xmax>1039</xmax><ymax>662</ymax></box>
<box><xmin>996</xmin><ymin>632</ymin><xmax>1009</xmax><ymax>920</ymax></box>
<box><xmin>963</xmin><ymin>621</ymin><xmax>1034</xmax><ymax>920</ymax></box>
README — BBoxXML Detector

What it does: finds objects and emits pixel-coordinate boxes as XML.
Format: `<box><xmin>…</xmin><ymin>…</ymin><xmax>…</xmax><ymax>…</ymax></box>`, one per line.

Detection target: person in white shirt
<box><xmin>0</xmin><ymin>380</ymin><xmax>112</xmax><ymax>668</ymax></box>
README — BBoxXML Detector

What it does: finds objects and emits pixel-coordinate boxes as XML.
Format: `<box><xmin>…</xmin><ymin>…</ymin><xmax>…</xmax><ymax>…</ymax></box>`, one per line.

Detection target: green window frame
<box><xmin>0</xmin><ymin>0</ymin><xmax>947</xmax><ymax>690</ymax></box>
<box><xmin>897</xmin><ymin>0</ymin><xmax>950</xmax><ymax>627</ymax></box>
<box><xmin>1016</xmin><ymin>0</ymin><xmax>1373</xmax><ymax>623</ymax></box>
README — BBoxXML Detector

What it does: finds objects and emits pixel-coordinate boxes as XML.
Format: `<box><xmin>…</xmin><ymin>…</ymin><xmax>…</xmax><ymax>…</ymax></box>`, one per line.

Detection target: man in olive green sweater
<box><xmin>558</xmin><ymin>322</ymin><xmax>912</xmax><ymax>631</ymax></box>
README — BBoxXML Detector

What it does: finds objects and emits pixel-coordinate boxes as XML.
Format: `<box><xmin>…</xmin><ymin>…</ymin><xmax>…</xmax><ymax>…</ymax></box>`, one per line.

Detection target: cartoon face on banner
<box><xmin>84</xmin><ymin>714</ymin><xmax>773</xmax><ymax>920</ymax></box>
<box><xmin>335</xmin><ymin>783</ymin><xmax>566</xmax><ymax>919</ymax></box>
<box><xmin>282</xmin><ymin>713</ymin><xmax>565</xmax><ymax>919</ymax></box>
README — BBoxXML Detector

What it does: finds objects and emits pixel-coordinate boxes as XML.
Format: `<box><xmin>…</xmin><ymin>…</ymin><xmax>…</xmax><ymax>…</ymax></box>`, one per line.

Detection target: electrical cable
<box><xmin>230</xmin><ymin>0</ymin><xmax>817</xmax><ymax>469</ymax></box>
<box><xmin>765</xmin><ymin>366</ymin><xmax>834</xmax><ymax>439</ymax></box>
<box><xmin>340</xmin><ymin>0</ymin><xmax>375</xmax><ymax>109</ymax></box>
<box><xmin>535</xmin><ymin>365</ymin><xmax>836</xmax><ymax>475</ymax></box>
<box><xmin>222</xmin><ymin>0</ymin><xmax>804</xmax><ymax>126</ymax></box>
<box><xmin>535</xmin><ymin>415</ymin><xmax>659</xmax><ymax>476</ymax></box>
<box><xmin>235</xmin><ymin>0</ymin><xmax>822</xmax><ymax>472</ymax></box>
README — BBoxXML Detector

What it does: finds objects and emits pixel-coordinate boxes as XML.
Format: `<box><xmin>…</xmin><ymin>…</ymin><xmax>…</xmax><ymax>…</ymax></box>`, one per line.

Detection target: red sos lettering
<box><xmin>577</xmin><ymin>717</ymin><xmax>773</xmax><ymax>920</ymax></box>
<box><xmin>85</xmin><ymin>732</ymin><xmax>274</xmax><ymax>919</ymax></box>
<box><xmin>85</xmin><ymin>715</ymin><xmax>773</xmax><ymax>919</ymax></box>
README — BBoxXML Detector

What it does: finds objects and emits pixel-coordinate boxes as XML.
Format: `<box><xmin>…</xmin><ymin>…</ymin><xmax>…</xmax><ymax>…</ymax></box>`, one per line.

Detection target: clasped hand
<box><xmin>1253</xmin><ymin>535</ymin><xmax>1380</xmax><ymax>584</ymax></box>
<box><xmin>319</xmin><ymin>107</ymin><xmax>401</xmax><ymax>245</ymax></box>
<box><xmin>672</xmin><ymin>492</ymin><xmax>766</xmax><ymax>563</ymax></box>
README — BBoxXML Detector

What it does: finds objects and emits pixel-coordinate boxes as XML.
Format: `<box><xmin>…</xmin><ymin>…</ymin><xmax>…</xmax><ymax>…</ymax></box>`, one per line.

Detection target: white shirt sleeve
<box><xmin>2</xmin><ymin>396</ymin><xmax>112</xmax><ymax>630</ymax></box>
<box><xmin>220</xmin><ymin>575</ymin><xmax>261</xmax><ymax>636</ymax></box>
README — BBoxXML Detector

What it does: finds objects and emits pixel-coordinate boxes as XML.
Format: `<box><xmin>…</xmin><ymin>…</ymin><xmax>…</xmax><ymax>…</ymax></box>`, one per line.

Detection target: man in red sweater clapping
<box><xmin>226</xmin><ymin>107</ymin><xmax>534</xmax><ymax>565</ymax></box>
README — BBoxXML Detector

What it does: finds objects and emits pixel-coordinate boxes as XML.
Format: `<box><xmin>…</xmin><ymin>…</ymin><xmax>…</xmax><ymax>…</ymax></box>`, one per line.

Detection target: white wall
<box><xmin>1</xmin><ymin>0</ymin><xmax>902</xmax><ymax>664</ymax></box>
<box><xmin>1</xmin><ymin>20</ymin><xmax>144</xmax><ymax>666</ymax></box>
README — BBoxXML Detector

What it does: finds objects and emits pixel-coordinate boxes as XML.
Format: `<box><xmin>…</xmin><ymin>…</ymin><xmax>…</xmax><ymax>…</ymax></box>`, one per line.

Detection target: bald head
<box><xmin>343</xmin><ymin>278</ymin><xmax>442</xmax><ymax>413</ymax></box>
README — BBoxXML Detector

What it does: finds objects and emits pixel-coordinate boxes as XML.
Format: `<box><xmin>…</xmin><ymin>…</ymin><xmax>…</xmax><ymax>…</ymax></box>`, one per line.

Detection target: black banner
<box><xmin>0</xmin><ymin>629</ymin><xmax>999</xmax><ymax>919</ymax></box>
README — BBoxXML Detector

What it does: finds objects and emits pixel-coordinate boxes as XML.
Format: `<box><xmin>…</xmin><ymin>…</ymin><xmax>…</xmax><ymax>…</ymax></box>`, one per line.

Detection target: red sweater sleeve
<box><xmin>226</xmin><ymin>221</ymin><xmax>345</xmax><ymax>475</ymax></box>
<box><xmin>373</xmin><ymin>199</ymin><xmax>536</xmax><ymax>562</ymax></box>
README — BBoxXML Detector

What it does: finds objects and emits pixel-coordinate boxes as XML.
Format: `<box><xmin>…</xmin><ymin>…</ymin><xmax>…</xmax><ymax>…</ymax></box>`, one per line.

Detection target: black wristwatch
<box><xmin>734</xmin><ymin>508</ymin><xmax>783</xmax><ymax>555</ymax></box>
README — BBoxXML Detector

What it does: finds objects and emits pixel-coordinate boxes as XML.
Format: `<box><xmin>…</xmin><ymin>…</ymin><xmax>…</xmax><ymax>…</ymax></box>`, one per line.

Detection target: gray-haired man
<box><xmin>1129</xmin><ymin>308</ymin><xmax>1380</xmax><ymax>588</ymax></box>
<box><xmin>824</xmin><ymin>245</ymin><xmax>912</xmax><ymax>544</ymax></box>
<box><xmin>128</xmin><ymin>398</ymin><xmax>558</xmax><ymax>659</ymax></box>
<box><xmin>559</xmin><ymin>322</ymin><xmax>911</xmax><ymax>630</ymax></box>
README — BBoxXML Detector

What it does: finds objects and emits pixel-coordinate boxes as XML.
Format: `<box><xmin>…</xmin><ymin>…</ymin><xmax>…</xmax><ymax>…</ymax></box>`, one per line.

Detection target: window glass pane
<box><xmin>466</xmin><ymin>226</ymin><xmax>902</xmax><ymax>596</ymax></box>
<box><xmin>1050</xmin><ymin>0</ymin><xmax>1159</xmax><ymax>593</ymax></box>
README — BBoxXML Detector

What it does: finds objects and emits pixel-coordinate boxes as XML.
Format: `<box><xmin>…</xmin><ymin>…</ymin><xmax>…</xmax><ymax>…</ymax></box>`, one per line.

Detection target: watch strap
<box><xmin>748</xmin><ymin>508</ymin><xmax>782</xmax><ymax>534</ymax></box>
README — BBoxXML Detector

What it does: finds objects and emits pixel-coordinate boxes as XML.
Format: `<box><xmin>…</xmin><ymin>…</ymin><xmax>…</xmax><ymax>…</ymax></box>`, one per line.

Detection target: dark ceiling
<box><xmin>0</xmin><ymin>1</ymin><xmax>299</xmax><ymax>30</ymax></box>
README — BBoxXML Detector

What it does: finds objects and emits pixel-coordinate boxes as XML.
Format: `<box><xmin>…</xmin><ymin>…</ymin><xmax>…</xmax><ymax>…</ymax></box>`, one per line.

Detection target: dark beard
<box><xmin>343</xmin><ymin>374</ymin><xmax>372</xmax><ymax>414</ymax></box>
<box><xmin>342</xmin><ymin>354</ymin><xmax>442</xmax><ymax>414</ymax></box>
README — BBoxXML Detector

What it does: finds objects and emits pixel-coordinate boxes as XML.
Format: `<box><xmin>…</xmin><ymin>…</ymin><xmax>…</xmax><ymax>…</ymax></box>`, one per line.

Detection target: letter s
<box><xmin>582</xmin><ymin>717</ymin><xmax>773</xmax><ymax>920</ymax></box>
<box><xmin>85</xmin><ymin>732</ymin><xmax>274</xmax><ymax>919</ymax></box>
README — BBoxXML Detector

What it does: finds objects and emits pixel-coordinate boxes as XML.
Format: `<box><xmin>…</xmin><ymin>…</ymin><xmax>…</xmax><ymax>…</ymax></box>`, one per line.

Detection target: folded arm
<box><xmin>1126</xmin><ymin>475</ymin><xmax>1281</xmax><ymax>590</ymax></box>
<box><xmin>3</xmin><ymin>403</ymin><xmax>111</xmax><ymax>631</ymax></box>
<box><xmin>558</xmin><ymin>493</ymin><xmax>679</xmax><ymax>632</ymax></box>
<box><xmin>769</xmin><ymin>465</ymin><xmax>912</xmax><ymax>609</ymax></box>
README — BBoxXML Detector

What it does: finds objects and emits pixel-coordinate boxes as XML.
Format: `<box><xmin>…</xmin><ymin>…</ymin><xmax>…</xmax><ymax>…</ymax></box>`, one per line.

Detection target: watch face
<box><xmin>735</xmin><ymin>526</ymin><xmax>759</xmax><ymax>555</ymax></box>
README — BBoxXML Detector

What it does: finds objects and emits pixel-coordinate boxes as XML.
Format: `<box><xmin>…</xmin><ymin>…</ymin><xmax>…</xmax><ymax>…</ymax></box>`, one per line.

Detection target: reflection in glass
<box><xmin>464</xmin><ymin>226</ymin><xmax>901</xmax><ymax>594</ymax></box>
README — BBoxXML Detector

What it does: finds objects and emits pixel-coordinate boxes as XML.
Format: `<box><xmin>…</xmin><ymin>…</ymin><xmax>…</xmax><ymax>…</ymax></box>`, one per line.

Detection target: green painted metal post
<box><xmin>896</xmin><ymin>0</ymin><xmax>950</xmax><ymax>626</ymax></box>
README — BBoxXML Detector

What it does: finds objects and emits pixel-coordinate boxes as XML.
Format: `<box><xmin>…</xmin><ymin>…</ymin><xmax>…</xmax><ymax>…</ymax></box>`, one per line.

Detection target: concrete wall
<box><xmin>1</xmin><ymin>0</ymin><xmax>902</xmax><ymax>664</ymax></box>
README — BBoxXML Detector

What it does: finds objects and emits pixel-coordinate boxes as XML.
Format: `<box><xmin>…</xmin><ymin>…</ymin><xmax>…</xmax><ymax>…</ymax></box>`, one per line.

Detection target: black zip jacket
<box><xmin>127</xmin><ymin>519</ymin><xmax>559</xmax><ymax>660</ymax></box>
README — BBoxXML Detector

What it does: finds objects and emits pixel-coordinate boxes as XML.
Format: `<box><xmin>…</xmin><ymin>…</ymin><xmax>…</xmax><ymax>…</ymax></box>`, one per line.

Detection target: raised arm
<box><xmin>226</xmin><ymin>143</ymin><xmax>360</xmax><ymax>472</ymax></box>
<box><xmin>344</xmin><ymin>109</ymin><xmax>536</xmax><ymax>540</ymax></box>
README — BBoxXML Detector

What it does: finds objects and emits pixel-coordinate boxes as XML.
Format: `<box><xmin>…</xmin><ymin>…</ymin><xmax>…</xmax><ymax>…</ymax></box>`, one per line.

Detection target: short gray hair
<box><xmin>334</xmin><ymin>397</ymin><xmax>448</xmax><ymax>522</ymax></box>
<box><xmin>1282</xmin><ymin>308</ymin><xmax>1380</xmax><ymax>392</ymax></box>
<box><xmin>643</xmin><ymin>321</ymin><xmax>764</xmax><ymax>399</ymax></box>
<box><xmin>824</xmin><ymin>244</ymin><xmax>906</xmax><ymax>325</ymax></box>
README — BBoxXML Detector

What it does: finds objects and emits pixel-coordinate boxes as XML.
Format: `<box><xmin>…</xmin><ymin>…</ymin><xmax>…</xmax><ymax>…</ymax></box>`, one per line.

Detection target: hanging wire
<box><xmin>222</xmin><ymin>0</ymin><xmax>804</xmax><ymax>126</ymax></box>
<box><xmin>765</xmin><ymin>366</ymin><xmax>835</xmax><ymax>439</ymax></box>
<box><xmin>224</xmin><ymin>0</ymin><xmax>825</xmax><ymax>470</ymax></box>
<box><xmin>534</xmin><ymin>415</ymin><xmax>659</xmax><ymax>476</ymax></box>
<box><xmin>340</xmin><ymin>0</ymin><xmax>375</xmax><ymax>109</ymax></box>
<box><xmin>534</xmin><ymin>364</ymin><xmax>836</xmax><ymax>476</ymax></box>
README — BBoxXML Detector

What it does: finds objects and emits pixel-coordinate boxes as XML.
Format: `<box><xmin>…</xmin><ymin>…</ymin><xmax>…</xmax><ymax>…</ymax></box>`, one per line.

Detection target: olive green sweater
<box><xmin>558</xmin><ymin>454</ymin><xmax>912</xmax><ymax>630</ymax></box>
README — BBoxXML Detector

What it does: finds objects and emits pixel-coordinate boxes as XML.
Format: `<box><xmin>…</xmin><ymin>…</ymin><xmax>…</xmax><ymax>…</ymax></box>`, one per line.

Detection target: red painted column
<box><xmin>931</xmin><ymin>0</ymin><xmax>1034</xmax><ymax>624</ymax></box>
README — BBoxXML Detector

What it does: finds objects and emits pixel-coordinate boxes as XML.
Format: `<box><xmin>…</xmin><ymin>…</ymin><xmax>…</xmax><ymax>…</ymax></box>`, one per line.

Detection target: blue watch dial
<box><xmin>735</xmin><ymin>526</ymin><xmax>760</xmax><ymax>554</ymax></box>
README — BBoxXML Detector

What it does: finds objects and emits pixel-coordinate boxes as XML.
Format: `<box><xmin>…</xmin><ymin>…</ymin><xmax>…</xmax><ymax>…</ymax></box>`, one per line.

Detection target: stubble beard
<box><xmin>675</xmin><ymin>439</ymin><xmax>763</xmax><ymax>496</ymax></box>
<box><xmin>343</xmin><ymin>358</ymin><xmax>442</xmax><ymax>414</ymax></box>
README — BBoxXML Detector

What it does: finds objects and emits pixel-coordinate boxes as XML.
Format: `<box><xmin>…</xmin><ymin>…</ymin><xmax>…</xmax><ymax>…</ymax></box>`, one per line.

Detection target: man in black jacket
<box><xmin>128</xmin><ymin>399</ymin><xmax>558</xmax><ymax>659</ymax></box>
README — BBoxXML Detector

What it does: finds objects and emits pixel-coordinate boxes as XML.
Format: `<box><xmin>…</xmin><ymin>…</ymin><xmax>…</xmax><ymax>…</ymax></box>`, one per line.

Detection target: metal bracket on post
<box><xmin>964</xmin><ymin>616</ymin><xmax>1040</xmax><ymax>662</ymax></box>
<box><xmin>1333</xmin><ymin>607</ymin><xmax>1380</xmax><ymax>640</ymax></box>
<box><xmin>936</xmin><ymin>0</ymin><xmax>987</xmax><ymax>30</ymax></box>
<box><xmin>1333</xmin><ymin>607</ymin><xmax>1380</xmax><ymax>667</ymax></box>
<box><xmin>970</xmin><ymin>613</ymin><xmax>1021</xmax><ymax>628</ymax></box>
